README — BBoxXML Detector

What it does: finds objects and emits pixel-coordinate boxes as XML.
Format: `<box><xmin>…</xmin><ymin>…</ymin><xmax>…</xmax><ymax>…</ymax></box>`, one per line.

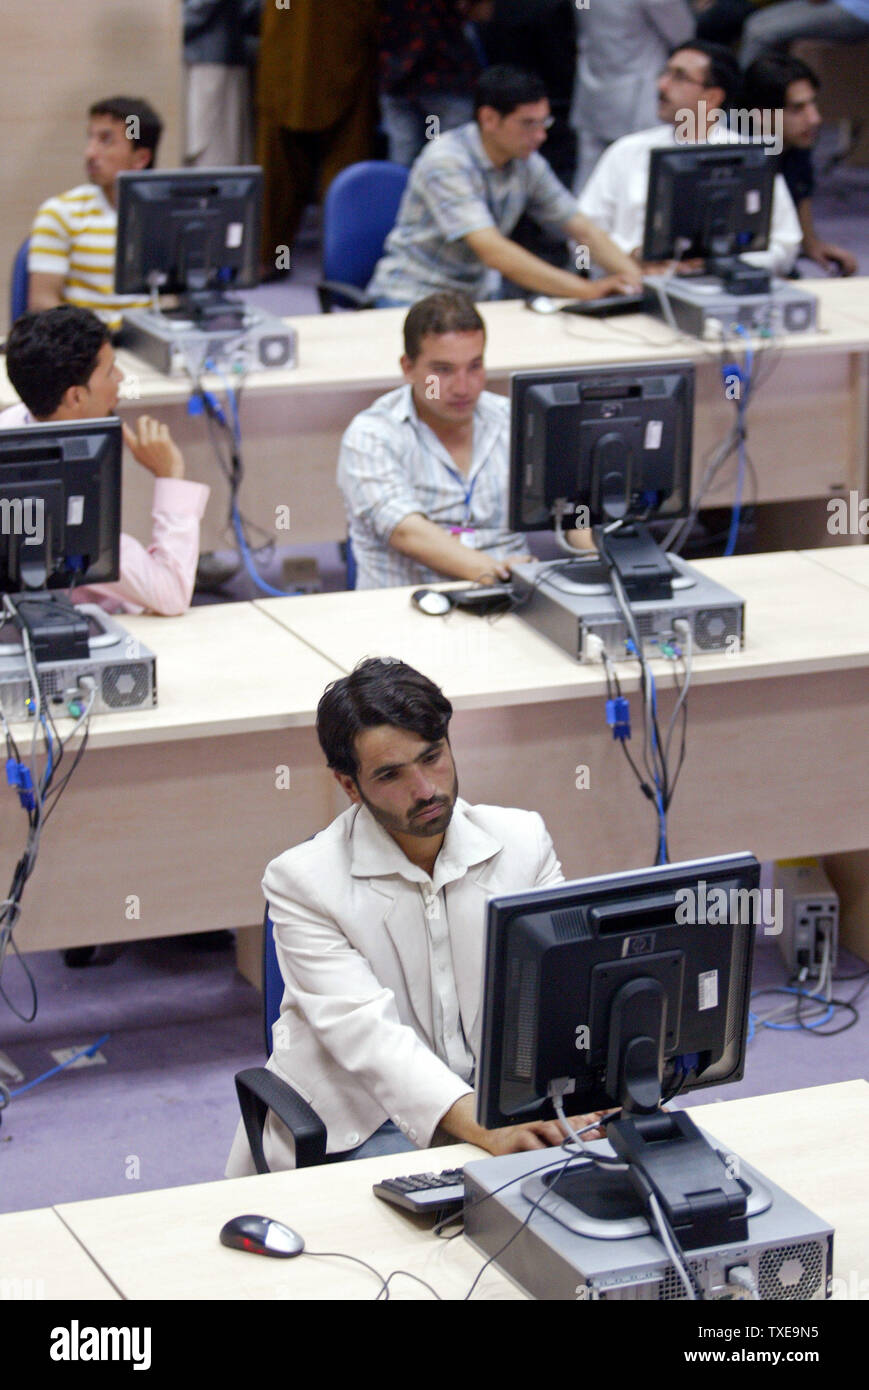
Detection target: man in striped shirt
<box><xmin>338</xmin><ymin>292</ymin><xmax>532</xmax><ymax>590</ymax></box>
<box><xmin>28</xmin><ymin>97</ymin><xmax>163</xmax><ymax>330</ymax></box>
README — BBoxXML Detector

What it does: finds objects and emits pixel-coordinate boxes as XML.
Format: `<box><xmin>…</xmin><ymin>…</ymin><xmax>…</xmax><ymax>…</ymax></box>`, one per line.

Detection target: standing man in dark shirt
<box><xmin>379</xmin><ymin>1</ymin><xmax>493</xmax><ymax>167</ymax></box>
<box><xmin>743</xmin><ymin>54</ymin><xmax>858</xmax><ymax>276</ymax></box>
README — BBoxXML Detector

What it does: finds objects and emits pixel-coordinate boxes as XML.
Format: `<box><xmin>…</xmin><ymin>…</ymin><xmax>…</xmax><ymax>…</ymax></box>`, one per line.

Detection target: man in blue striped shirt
<box><xmin>338</xmin><ymin>292</ymin><xmax>534</xmax><ymax>590</ymax></box>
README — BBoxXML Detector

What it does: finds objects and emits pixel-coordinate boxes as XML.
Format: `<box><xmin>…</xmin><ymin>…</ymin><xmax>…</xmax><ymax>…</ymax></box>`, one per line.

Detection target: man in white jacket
<box><xmin>578</xmin><ymin>38</ymin><xmax>802</xmax><ymax>278</ymax></box>
<box><xmin>226</xmin><ymin>657</ymin><xmax>604</xmax><ymax>1175</ymax></box>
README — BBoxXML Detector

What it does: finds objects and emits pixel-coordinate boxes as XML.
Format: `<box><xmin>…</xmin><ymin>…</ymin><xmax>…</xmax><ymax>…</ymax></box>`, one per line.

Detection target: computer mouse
<box><xmin>526</xmin><ymin>295</ymin><xmax>559</xmax><ymax>314</ymax></box>
<box><xmin>411</xmin><ymin>588</ymin><xmax>452</xmax><ymax>616</ymax></box>
<box><xmin>219</xmin><ymin>1213</ymin><xmax>305</xmax><ymax>1258</ymax></box>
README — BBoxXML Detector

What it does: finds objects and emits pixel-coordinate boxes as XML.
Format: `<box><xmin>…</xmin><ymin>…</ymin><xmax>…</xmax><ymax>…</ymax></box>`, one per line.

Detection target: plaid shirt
<box><xmin>367</xmin><ymin>122</ymin><xmax>578</xmax><ymax>304</ymax></box>
<box><xmin>337</xmin><ymin>384</ymin><xmax>527</xmax><ymax>589</ymax></box>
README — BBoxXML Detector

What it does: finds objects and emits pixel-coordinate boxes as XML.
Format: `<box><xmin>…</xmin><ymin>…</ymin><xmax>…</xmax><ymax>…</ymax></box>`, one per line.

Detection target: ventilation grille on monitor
<box><xmin>506</xmin><ymin>957</ymin><xmax>539</xmax><ymax>1081</ymax></box>
<box><xmin>552</xmin><ymin>908</ymin><xmax>591</xmax><ymax>942</ymax></box>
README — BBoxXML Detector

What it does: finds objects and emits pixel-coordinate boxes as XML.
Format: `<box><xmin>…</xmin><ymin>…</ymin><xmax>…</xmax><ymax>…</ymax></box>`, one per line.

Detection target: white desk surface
<box><xmin>6</xmin><ymin>549</ymin><xmax>868</xmax><ymax>755</ymax></box>
<box><xmin>121</xmin><ymin>278</ymin><xmax>869</xmax><ymax>401</ymax></box>
<box><xmin>800</xmin><ymin>545</ymin><xmax>869</xmax><ymax>589</ymax></box>
<box><xmin>5</xmin><ymin>601</ymin><xmax>343</xmax><ymax>751</ymax></box>
<box><xmin>254</xmin><ymin>549</ymin><xmax>869</xmax><ymax>709</ymax></box>
<box><xmin>49</xmin><ymin>1080</ymin><xmax>869</xmax><ymax>1301</ymax></box>
<box><xmin>1</xmin><ymin>279</ymin><xmax>867</xmax><ymax>409</ymax></box>
<box><xmin>0</xmin><ymin>1206</ymin><xmax>119</xmax><ymax>1299</ymax></box>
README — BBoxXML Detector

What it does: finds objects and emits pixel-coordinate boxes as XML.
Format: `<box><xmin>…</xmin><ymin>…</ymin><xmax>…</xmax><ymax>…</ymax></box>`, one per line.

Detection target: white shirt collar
<box><xmin>350</xmin><ymin>798</ymin><xmax>503</xmax><ymax>886</ymax></box>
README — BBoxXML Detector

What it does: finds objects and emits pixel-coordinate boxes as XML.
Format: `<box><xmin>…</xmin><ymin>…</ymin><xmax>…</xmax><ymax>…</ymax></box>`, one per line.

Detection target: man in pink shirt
<box><xmin>1</xmin><ymin>306</ymin><xmax>209</xmax><ymax>615</ymax></box>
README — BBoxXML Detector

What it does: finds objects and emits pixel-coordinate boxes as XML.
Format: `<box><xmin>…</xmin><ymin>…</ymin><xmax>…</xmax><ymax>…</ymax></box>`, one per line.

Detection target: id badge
<box><xmin>450</xmin><ymin>526</ymin><xmax>477</xmax><ymax>548</ymax></box>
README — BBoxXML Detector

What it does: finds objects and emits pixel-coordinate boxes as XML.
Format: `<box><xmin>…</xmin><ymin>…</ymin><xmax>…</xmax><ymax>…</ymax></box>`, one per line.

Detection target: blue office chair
<box><xmin>10</xmin><ymin>238</ymin><xmax>30</xmax><ymax>322</ymax></box>
<box><xmin>316</xmin><ymin>161</ymin><xmax>409</xmax><ymax>312</ymax></box>
<box><xmin>344</xmin><ymin>534</ymin><xmax>357</xmax><ymax>590</ymax></box>
<box><xmin>234</xmin><ymin>907</ymin><xmax>328</xmax><ymax>1171</ymax></box>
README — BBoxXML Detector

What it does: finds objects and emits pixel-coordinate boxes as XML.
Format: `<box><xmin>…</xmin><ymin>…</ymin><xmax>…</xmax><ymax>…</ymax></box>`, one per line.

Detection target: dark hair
<box><xmin>6</xmin><ymin>307</ymin><xmax>110</xmax><ymax>419</ymax></box>
<box><xmin>742</xmin><ymin>55</ymin><xmax>820</xmax><ymax>113</ymax></box>
<box><xmin>317</xmin><ymin>658</ymin><xmax>453</xmax><ymax>780</ymax></box>
<box><xmin>88</xmin><ymin>96</ymin><xmax>163</xmax><ymax>168</ymax></box>
<box><xmin>474</xmin><ymin>64</ymin><xmax>547</xmax><ymax>118</ymax></box>
<box><xmin>670</xmin><ymin>39</ymin><xmax>742</xmax><ymax>111</ymax></box>
<box><xmin>403</xmin><ymin>291</ymin><xmax>486</xmax><ymax>360</ymax></box>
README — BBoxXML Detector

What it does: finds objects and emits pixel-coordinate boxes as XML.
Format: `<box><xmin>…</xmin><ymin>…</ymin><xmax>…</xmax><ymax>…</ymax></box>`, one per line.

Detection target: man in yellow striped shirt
<box><xmin>27</xmin><ymin>97</ymin><xmax>163</xmax><ymax>331</ymax></box>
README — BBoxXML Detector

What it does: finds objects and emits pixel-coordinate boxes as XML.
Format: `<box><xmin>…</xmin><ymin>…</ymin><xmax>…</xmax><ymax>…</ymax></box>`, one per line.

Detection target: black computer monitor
<box><xmin>643</xmin><ymin>144</ymin><xmax>775</xmax><ymax>292</ymax></box>
<box><xmin>509</xmin><ymin>361</ymin><xmax>694</xmax><ymax>599</ymax></box>
<box><xmin>476</xmin><ymin>853</ymin><xmax>760</xmax><ymax>1249</ymax></box>
<box><xmin>115</xmin><ymin>166</ymin><xmax>262</xmax><ymax>320</ymax></box>
<box><xmin>0</xmin><ymin>419</ymin><xmax>122</xmax><ymax>661</ymax></box>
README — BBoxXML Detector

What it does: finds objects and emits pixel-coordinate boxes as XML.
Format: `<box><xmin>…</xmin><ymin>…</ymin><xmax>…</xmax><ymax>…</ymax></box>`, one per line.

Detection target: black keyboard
<box><xmin>561</xmin><ymin>290</ymin><xmax>655</xmax><ymax>318</ymax></box>
<box><xmin>373</xmin><ymin>1167</ymin><xmax>465</xmax><ymax>1217</ymax></box>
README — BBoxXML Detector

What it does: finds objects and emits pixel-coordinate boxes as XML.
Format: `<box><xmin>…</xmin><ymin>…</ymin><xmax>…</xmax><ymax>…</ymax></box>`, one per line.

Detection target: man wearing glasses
<box><xmin>577</xmin><ymin>40</ymin><xmax>801</xmax><ymax>278</ymax></box>
<box><xmin>367</xmin><ymin>64</ymin><xmax>642</xmax><ymax>307</ymax></box>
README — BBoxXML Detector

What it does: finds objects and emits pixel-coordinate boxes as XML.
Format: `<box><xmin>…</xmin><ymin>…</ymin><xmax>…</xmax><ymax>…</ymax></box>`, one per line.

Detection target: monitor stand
<box><xmin>552</xmin><ymin>552</ymin><xmax>696</xmax><ymax>596</ymax></box>
<box><xmin>520</xmin><ymin>1150</ymin><xmax>773</xmax><ymax>1243</ymax></box>
<box><xmin>463</xmin><ymin>1142</ymin><xmax>832</xmax><ymax>1300</ymax></box>
<box><xmin>0</xmin><ymin>604</ymin><xmax>121</xmax><ymax>658</ymax></box>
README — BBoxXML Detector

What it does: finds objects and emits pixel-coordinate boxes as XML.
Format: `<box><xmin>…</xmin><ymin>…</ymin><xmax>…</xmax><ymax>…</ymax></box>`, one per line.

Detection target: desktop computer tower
<box><xmin>645</xmin><ymin>277</ymin><xmax>817</xmax><ymax>340</ymax></box>
<box><xmin>0</xmin><ymin>606</ymin><xmax>157</xmax><ymax>719</ymax></box>
<box><xmin>464</xmin><ymin>1143</ymin><xmax>833</xmax><ymax>1301</ymax></box>
<box><xmin>510</xmin><ymin>556</ymin><xmax>745</xmax><ymax>663</ymax></box>
<box><xmin>773</xmin><ymin>861</ymin><xmax>839</xmax><ymax>979</ymax></box>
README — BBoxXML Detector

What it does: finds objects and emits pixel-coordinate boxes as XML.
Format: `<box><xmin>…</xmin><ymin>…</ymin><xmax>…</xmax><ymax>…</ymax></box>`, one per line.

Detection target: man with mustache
<box><xmin>226</xmin><ymin>657</ymin><xmax>604</xmax><ymax>1174</ymax></box>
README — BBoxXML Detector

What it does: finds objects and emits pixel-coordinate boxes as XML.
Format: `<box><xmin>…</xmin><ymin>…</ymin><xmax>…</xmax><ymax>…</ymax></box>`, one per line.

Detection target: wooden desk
<box><xmin>0</xmin><ymin>1206</ymin><xmax>119</xmax><ymax>1299</ymax></box>
<box><xmin>255</xmin><ymin>549</ymin><xmax>869</xmax><ymax>884</ymax></box>
<box><xmin>796</xmin><ymin>547</ymin><xmax>869</xmax><ymax>960</ymax></box>
<box><xmin>2</xmin><ymin>282</ymin><xmax>867</xmax><ymax>551</ymax></box>
<box><xmin>800</xmin><ymin>545</ymin><xmax>869</xmax><ymax>588</ymax></box>
<box><xmin>0</xmin><ymin>602</ymin><xmax>344</xmax><ymax>954</ymax></box>
<box><xmin>2</xmin><ymin>549</ymin><xmax>868</xmax><ymax>964</ymax></box>
<box><xmin>48</xmin><ymin>1080</ymin><xmax>869</xmax><ymax>1300</ymax></box>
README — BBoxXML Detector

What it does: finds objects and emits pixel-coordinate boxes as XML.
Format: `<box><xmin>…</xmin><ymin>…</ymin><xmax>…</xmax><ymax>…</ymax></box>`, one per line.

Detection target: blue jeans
<box><xmin>324</xmin><ymin>1120</ymin><xmax>417</xmax><ymax>1164</ymax></box>
<box><xmin>380</xmin><ymin>92</ymin><xmax>474</xmax><ymax>168</ymax></box>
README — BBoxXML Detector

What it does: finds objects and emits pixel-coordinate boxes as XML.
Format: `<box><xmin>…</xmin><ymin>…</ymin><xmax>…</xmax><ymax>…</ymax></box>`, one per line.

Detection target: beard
<box><xmin>359</xmin><ymin>769</ymin><xmax>459</xmax><ymax>841</ymax></box>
